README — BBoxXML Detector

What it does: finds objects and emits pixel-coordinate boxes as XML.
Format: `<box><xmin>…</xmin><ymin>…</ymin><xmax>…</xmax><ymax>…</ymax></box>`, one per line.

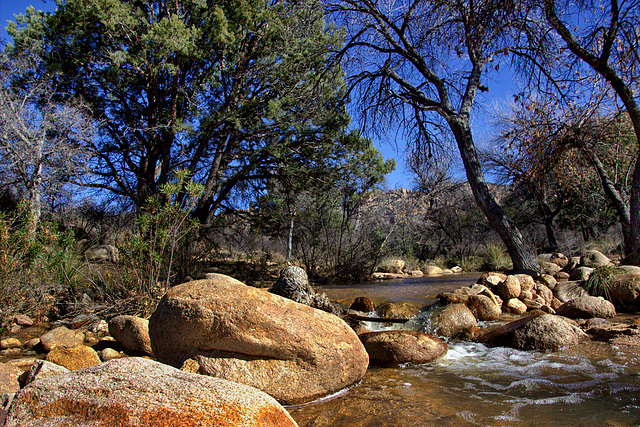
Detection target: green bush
<box><xmin>583</xmin><ymin>265</ymin><xmax>616</xmax><ymax>300</ymax></box>
<box><xmin>479</xmin><ymin>241</ymin><xmax>512</xmax><ymax>272</ymax></box>
<box><xmin>118</xmin><ymin>170</ymin><xmax>204</xmax><ymax>296</ymax></box>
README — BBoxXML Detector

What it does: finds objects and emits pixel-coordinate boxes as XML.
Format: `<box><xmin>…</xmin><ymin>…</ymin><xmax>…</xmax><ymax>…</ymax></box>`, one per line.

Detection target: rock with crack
<box><xmin>149</xmin><ymin>274</ymin><xmax>369</xmax><ymax>405</ymax></box>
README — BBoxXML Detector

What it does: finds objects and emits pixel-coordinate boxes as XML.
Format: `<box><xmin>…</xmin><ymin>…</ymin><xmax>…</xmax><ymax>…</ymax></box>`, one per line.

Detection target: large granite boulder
<box><xmin>556</xmin><ymin>296</ymin><xmax>616</xmax><ymax>319</ymax></box>
<box><xmin>4</xmin><ymin>358</ymin><xmax>297</xmax><ymax>427</ymax></box>
<box><xmin>269</xmin><ymin>266</ymin><xmax>338</xmax><ymax>314</ymax></box>
<box><xmin>149</xmin><ymin>274</ymin><xmax>368</xmax><ymax>405</ymax></box>
<box><xmin>108</xmin><ymin>315</ymin><xmax>153</xmax><ymax>355</ymax></box>
<box><xmin>510</xmin><ymin>314</ymin><xmax>587</xmax><ymax>350</ymax></box>
<box><xmin>359</xmin><ymin>331</ymin><xmax>447</xmax><ymax>365</ymax></box>
<box><xmin>609</xmin><ymin>271</ymin><xmax>640</xmax><ymax>308</ymax></box>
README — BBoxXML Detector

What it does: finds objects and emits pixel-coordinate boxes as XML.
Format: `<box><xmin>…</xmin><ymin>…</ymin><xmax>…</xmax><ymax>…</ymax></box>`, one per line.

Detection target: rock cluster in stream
<box><xmin>0</xmin><ymin>253</ymin><xmax>639</xmax><ymax>425</ymax></box>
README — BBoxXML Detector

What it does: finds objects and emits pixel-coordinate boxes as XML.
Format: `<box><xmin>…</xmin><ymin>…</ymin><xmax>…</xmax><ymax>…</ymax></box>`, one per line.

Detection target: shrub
<box><xmin>118</xmin><ymin>170</ymin><xmax>204</xmax><ymax>296</ymax></box>
<box><xmin>0</xmin><ymin>203</ymin><xmax>60</xmax><ymax>314</ymax></box>
<box><xmin>479</xmin><ymin>241</ymin><xmax>512</xmax><ymax>272</ymax></box>
<box><xmin>582</xmin><ymin>264</ymin><xmax>617</xmax><ymax>300</ymax></box>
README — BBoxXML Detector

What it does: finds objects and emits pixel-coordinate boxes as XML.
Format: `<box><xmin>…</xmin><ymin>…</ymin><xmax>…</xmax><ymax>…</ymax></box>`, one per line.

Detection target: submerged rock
<box><xmin>359</xmin><ymin>330</ymin><xmax>447</xmax><ymax>365</ymax></box>
<box><xmin>149</xmin><ymin>274</ymin><xmax>368</xmax><ymax>405</ymax></box>
<box><xmin>350</xmin><ymin>296</ymin><xmax>376</xmax><ymax>313</ymax></box>
<box><xmin>4</xmin><ymin>357</ymin><xmax>297</xmax><ymax>427</ymax></box>
<box><xmin>376</xmin><ymin>301</ymin><xmax>420</xmax><ymax>320</ymax></box>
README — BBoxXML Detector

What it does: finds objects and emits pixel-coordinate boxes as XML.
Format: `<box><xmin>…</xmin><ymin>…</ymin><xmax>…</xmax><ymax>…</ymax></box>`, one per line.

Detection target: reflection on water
<box><xmin>316</xmin><ymin>273</ymin><xmax>480</xmax><ymax>308</ymax></box>
<box><xmin>290</xmin><ymin>274</ymin><xmax>640</xmax><ymax>426</ymax></box>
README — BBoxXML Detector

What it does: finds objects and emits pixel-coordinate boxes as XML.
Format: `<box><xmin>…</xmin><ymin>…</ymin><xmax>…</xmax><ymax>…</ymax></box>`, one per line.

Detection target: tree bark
<box><xmin>449</xmin><ymin>116</ymin><xmax>540</xmax><ymax>271</ymax></box>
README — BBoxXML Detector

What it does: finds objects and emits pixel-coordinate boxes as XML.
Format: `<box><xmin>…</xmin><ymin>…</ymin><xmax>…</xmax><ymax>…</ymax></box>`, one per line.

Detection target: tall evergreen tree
<box><xmin>8</xmin><ymin>0</ymin><xmax>367</xmax><ymax>223</ymax></box>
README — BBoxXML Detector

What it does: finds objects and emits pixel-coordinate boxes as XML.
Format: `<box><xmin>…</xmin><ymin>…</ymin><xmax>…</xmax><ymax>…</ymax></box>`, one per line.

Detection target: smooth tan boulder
<box><xmin>45</xmin><ymin>345</ymin><xmax>102</xmax><ymax>371</ymax></box>
<box><xmin>504</xmin><ymin>298</ymin><xmax>528</xmax><ymax>315</ymax></box>
<box><xmin>495</xmin><ymin>276</ymin><xmax>521</xmax><ymax>300</ymax></box>
<box><xmin>359</xmin><ymin>331</ymin><xmax>447</xmax><ymax>365</ymax></box>
<box><xmin>423</xmin><ymin>265</ymin><xmax>443</xmax><ymax>276</ymax></box>
<box><xmin>149</xmin><ymin>275</ymin><xmax>368</xmax><ymax>405</ymax></box>
<box><xmin>5</xmin><ymin>357</ymin><xmax>297</xmax><ymax>427</ymax></box>
<box><xmin>108</xmin><ymin>315</ymin><xmax>153</xmax><ymax>355</ymax></box>
<box><xmin>556</xmin><ymin>296</ymin><xmax>616</xmax><ymax>319</ymax></box>
<box><xmin>467</xmin><ymin>294</ymin><xmax>501</xmax><ymax>321</ymax></box>
<box><xmin>40</xmin><ymin>326</ymin><xmax>84</xmax><ymax>351</ymax></box>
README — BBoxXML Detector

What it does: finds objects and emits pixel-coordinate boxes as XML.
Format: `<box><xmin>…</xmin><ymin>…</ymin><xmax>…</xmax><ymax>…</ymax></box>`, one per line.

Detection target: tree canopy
<box><xmin>8</xmin><ymin>0</ymin><xmax>382</xmax><ymax>224</ymax></box>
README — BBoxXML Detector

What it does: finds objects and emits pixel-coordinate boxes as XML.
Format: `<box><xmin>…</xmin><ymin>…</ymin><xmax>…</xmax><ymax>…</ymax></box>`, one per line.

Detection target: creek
<box><xmin>288</xmin><ymin>274</ymin><xmax>640</xmax><ymax>426</ymax></box>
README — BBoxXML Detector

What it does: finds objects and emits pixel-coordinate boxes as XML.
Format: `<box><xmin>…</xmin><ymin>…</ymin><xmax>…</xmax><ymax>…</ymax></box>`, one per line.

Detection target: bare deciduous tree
<box><xmin>0</xmin><ymin>48</ymin><xmax>93</xmax><ymax>235</ymax></box>
<box><xmin>328</xmin><ymin>0</ymin><xmax>540</xmax><ymax>270</ymax></box>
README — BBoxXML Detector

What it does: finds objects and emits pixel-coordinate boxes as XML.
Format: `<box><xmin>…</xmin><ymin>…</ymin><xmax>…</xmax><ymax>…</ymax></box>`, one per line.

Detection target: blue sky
<box><xmin>0</xmin><ymin>0</ymin><xmax>514</xmax><ymax>190</ymax></box>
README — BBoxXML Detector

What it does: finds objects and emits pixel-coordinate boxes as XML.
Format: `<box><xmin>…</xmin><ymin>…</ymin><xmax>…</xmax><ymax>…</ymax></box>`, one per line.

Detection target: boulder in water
<box><xmin>479</xmin><ymin>313</ymin><xmax>586</xmax><ymax>351</ymax></box>
<box><xmin>556</xmin><ymin>296</ymin><xmax>616</xmax><ymax>319</ymax></box>
<box><xmin>350</xmin><ymin>296</ymin><xmax>376</xmax><ymax>313</ymax></box>
<box><xmin>149</xmin><ymin>274</ymin><xmax>368</xmax><ymax>405</ymax></box>
<box><xmin>467</xmin><ymin>294</ymin><xmax>501</xmax><ymax>321</ymax></box>
<box><xmin>269</xmin><ymin>266</ymin><xmax>339</xmax><ymax>314</ymax></box>
<box><xmin>405</xmin><ymin>304</ymin><xmax>477</xmax><ymax>338</ymax></box>
<box><xmin>359</xmin><ymin>330</ymin><xmax>447</xmax><ymax>365</ymax></box>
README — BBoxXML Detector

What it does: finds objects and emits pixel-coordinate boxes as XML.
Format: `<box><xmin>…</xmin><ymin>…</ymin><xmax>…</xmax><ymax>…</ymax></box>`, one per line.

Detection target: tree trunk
<box><xmin>538</xmin><ymin>191</ymin><xmax>561</xmax><ymax>252</ymax></box>
<box><xmin>448</xmin><ymin>116</ymin><xmax>540</xmax><ymax>271</ymax></box>
<box><xmin>287</xmin><ymin>214</ymin><xmax>294</xmax><ymax>262</ymax></box>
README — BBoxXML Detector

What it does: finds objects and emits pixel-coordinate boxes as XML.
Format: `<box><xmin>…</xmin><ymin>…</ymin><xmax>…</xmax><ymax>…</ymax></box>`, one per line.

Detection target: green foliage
<box><xmin>119</xmin><ymin>170</ymin><xmax>203</xmax><ymax>294</ymax></box>
<box><xmin>479</xmin><ymin>241</ymin><xmax>513</xmax><ymax>272</ymax></box>
<box><xmin>582</xmin><ymin>265</ymin><xmax>617</xmax><ymax>301</ymax></box>
<box><xmin>8</xmin><ymin>0</ymin><xmax>356</xmax><ymax>220</ymax></box>
<box><xmin>0</xmin><ymin>202</ymin><xmax>57</xmax><ymax>287</ymax></box>
<box><xmin>0</xmin><ymin>202</ymin><xmax>91</xmax><ymax>317</ymax></box>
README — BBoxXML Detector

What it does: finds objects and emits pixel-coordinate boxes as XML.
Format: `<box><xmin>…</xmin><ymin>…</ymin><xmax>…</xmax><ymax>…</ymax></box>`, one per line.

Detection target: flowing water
<box><xmin>287</xmin><ymin>274</ymin><xmax>640</xmax><ymax>426</ymax></box>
